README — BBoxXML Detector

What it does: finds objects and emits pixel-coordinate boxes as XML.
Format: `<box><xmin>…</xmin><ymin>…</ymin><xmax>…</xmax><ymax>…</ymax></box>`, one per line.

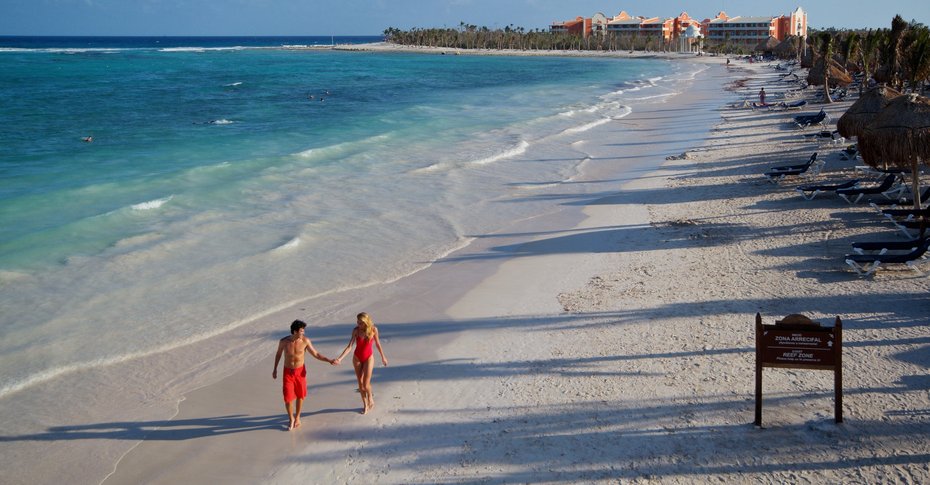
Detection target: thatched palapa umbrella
<box><xmin>774</xmin><ymin>37</ymin><xmax>799</xmax><ymax>60</ymax></box>
<box><xmin>755</xmin><ymin>36</ymin><xmax>779</xmax><ymax>55</ymax></box>
<box><xmin>836</xmin><ymin>86</ymin><xmax>901</xmax><ymax>140</ymax></box>
<box><xmin>807</xmin><ymin>58</ymin><xmax>853</xmax><ymax>87</ymax></box>
<box><xmin>858</xmin><ymin>93</ymin><xmax>930</xmax><ymax>209</ymax></box>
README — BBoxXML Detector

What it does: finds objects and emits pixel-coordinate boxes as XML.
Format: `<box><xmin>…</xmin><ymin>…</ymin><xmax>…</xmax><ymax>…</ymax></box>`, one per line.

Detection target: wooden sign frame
<box><xmin>754</xmin><ymin>313</ymin><xmax>843</xmax><ymax>426</ymax></box>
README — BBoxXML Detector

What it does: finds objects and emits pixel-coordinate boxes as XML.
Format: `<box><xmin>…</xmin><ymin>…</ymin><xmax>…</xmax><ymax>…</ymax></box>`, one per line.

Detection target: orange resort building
<box><xmin>550</xmin><ymin>7</ymin><xmax>807</xmax><ymax>50</ymax></box>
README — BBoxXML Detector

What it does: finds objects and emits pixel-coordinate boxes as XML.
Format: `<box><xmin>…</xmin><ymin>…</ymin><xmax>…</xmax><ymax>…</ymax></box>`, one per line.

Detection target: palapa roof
<box><xmin>755</xmin><ymin>36</ymin><xmax>780</xmax><ymax>52</ymax></box>
<box><xmin>837</xmin><ymin>86</ymin><xmax>901</xmax><ymax>139</ymax></box>
<box><xmin>858</xmin><ymin>93</ymin><xmax>930</xmax><ymax>170</ymax></box>
<box><xmin>806</xmin><ymin>57</ymin><xmax>853</xmax><ymax>87</ymax></box>
<box><xmin>774</xmin><ymin>37</ymin><xmax>799</xmax><ymax>56</ymax></box>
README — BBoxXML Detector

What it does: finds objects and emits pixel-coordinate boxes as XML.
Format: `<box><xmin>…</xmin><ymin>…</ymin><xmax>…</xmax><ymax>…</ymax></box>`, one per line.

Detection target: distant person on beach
<box><xmin>272</xmin><ymin>319</ymin><xmax>335</xmax><ymax>430</ymax></box>
<box><xmin>759</xmin><ymin>87</ymin><xmax>766</xmax><ymax>105</ymax></box>
<box><xmin>334</xmin><ymin>312</ymin><xmax>388</xmax><ymax>414</ymax></box>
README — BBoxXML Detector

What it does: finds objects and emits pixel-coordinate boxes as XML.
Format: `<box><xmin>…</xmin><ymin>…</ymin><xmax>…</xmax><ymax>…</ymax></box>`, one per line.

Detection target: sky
<box><xmin>1</xmin><ymin>0</ymin><xmax>928</xmax><ymax>36</ymax></box>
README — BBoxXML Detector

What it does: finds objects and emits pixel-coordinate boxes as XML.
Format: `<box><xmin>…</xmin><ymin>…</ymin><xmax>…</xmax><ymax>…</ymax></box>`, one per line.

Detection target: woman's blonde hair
<box><xmin>357</xmin><ymin>312</ymin><xmax>374</xmax><ymax>339</ymax></box>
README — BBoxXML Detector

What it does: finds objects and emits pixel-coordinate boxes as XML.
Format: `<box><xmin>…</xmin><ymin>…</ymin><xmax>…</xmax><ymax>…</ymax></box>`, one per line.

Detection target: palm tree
<box><xmin>902</xmin><ymin>26</ymin><xmax>930</xmax><ymax>93</ymax></box>
<box><xmin>886</xmin><ymin>15</ymin><xmax>909</xmax><ymax>89</ymax></box>
<box><xmin>859</xmin><ymin>29</ymin><xmax>882</xmax><ymax>95</ymax></box>
<box><xmin>818</xmin><ymin>31</ymin><xmax>835</xmax><ymax>103</ymax></box>
<box><xmin>841</xmin><ymin>32</ymin><xmax>859</xmax><ymax>73</ymax></box>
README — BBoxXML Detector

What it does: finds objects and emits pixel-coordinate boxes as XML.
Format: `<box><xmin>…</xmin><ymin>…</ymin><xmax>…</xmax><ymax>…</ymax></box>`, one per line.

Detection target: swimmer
<box><xmin>334</xmin><ymin>312</ymin><xmax>387</xmax><ymax>414</ymax></box>
<box><xmin>82</xmin><ymin>136</ymin><xmax>93</xmax><ymax>143</ymax></box>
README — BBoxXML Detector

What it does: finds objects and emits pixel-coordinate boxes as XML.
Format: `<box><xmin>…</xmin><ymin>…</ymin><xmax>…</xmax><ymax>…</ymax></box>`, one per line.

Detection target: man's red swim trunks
<box><xmin>282</xmin><ymin>365</ymin><xmax>307</xmax><ymax>402</ymax></box>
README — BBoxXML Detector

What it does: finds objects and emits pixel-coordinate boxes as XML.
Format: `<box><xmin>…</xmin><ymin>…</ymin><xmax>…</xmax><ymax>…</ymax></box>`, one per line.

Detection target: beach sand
<box><xmin>7</xmin><ymin>53</ymin><xmax>930</xmax><ymax>484</ymax></box>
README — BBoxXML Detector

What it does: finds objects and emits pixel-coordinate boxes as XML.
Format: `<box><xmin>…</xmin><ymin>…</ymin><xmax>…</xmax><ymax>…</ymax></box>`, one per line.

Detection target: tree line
<box><xmin>383</xmin><ymin>23</ymin><xmax>687</xmax><ymax>52</ymax></box>
<box><xmin>382</xmin><ymin>16</ymin><xmax>929</xmax><ymax>95</ymax></box>
<box><xmin>809</xmin><ymin>15</ymin><xmax>929</xmax><ymax>95</ymax></box>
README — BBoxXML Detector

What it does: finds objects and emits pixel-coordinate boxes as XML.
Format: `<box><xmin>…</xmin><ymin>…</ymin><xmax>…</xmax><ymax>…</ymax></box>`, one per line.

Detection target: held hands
<box><xmin>330</xmin><ymin>358</ymin><xmax>341</xmax><ymax>366</ymax></box>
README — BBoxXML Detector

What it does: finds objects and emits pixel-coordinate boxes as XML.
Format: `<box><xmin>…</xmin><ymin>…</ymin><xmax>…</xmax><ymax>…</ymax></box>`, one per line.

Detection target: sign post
<box><xmin>754</xmin><ymin>313</ymin><xmax>843</xmax><ymax>426</ymax></box>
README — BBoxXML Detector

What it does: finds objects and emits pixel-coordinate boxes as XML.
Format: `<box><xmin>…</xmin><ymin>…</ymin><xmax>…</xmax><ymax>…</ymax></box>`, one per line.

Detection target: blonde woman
<box><xmin>335</xmin><ymin>312</ymin><xmax>387</xmax><ymax>414</ymax></box>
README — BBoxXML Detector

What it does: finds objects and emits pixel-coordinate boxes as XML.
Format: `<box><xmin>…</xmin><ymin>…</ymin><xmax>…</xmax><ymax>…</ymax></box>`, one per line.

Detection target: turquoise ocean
<box><xmin>0</xmin><ymin>37</ymin><xmax>694</xmax><ymax>415</ymax></box>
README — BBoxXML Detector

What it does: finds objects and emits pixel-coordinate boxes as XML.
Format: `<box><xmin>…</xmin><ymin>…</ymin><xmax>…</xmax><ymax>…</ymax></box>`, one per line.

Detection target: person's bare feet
<box><xmin>294</xmin><ymin>418</ymin><xmax>302</xmax><ymax>429</ymax></box>
<box><xmin>287</xmin><ymin>417</ymin><xmax>295</xmax><ymax>431</ymax></box>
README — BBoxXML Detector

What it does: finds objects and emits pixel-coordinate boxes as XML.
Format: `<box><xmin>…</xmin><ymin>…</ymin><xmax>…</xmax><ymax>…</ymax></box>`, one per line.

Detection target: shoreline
<box><xmin>102</xmin><ymin>59</ymin><xmax>731</xmax><ymax>484</ymax></box>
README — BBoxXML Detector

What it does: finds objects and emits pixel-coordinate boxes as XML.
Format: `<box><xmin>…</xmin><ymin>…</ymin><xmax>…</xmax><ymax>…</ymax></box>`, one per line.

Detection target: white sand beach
<box><xmin>5</xmin><ymin>53</ymin><xmax>930</xmax><ymax>484</ymax></box>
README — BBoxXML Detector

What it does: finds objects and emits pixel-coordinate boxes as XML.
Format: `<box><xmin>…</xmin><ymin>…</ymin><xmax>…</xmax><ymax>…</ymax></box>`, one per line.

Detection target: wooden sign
<box><xmin>754</xmin><ymin>313</ymin><xmax>843</xmax><ymax>426</ymax></box>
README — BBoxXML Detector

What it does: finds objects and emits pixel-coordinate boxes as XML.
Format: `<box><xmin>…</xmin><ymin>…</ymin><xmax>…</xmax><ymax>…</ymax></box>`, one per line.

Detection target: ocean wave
<box><xmin>272</xmin><ymin>237</ymin><xmax>301</xmax><ymax>252</ymax></box>
<box><xmin>293</xmin><ymin>133</ymin><xmax>391</xmax><ymax>160</ymax></box>
<box><xmin>409</xmin><ymin>162</ymin><xmax>446</xmax><ymax>174</ymax></box>
<box><xmin>562</xmin><ymin>118</ymin><xmax>611</xmax><ymax>135</ymax></box>
<box><xmin>0</xmin><ymin>47</ymin><xmax>127</xmax><ymax>54</ymax></box>
<box><xmin>467</xmin><ymin>140</ymin><xmax>530</xmax><ymax>167</ymax></box>
<box><xmin>626</xmin><ymin>93</ymin><xmax>676</xmax><ymax>102</ymax></box>
<box><xmin>224</xmin><ymin>81</ymin><xmax>243</xmax><ymax>87</ymax></box>
<box><xmin>131</xmin><ymin>195</ymin><xmax>173</xmax><ymax>211</ymax></box>
<box><xmin>158</xmin><ymin>46</ymin><xmax>247</xmax><ymax>53</ymax></box>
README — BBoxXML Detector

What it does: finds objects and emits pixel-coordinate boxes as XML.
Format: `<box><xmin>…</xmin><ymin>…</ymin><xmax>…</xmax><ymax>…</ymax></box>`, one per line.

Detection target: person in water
<box><xmin>334</xmin><ymin>312</ymin><xmax>388</xmax><ymax>414</ymax></box>
<box><xmin>273</xmin><ymin>320</ymin><xmax>335</xmax><ymax>430</ymax></box>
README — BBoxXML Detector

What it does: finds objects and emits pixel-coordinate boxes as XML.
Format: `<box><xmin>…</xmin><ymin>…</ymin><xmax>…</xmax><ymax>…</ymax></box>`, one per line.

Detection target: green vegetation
<box><xmin>383</xmin><ymin>24</ymin><xmax>676</xmax><ymax>53</ymax></box>
<box><xmin>383</xmin><ymin>16</ymin><xmax>930</xmax><ymax>94</ymax></box>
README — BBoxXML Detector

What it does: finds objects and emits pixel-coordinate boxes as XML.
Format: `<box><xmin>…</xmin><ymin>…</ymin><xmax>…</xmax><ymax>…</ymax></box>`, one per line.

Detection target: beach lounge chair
<box><xmin>794</xmin><ymin>109</ymin><xmax>828</xmax><ymax>129</ymax></box>
<box><xmin>764</xmin><ymin>152</ymin><xmax>820</xmax><ymax>184</ymax></box>
<box><xmin>836</xmin><ymin>174</ymin><xmax>898</xmax><ymax>204</ymax></box>
<box><xmin>795</xmin><ymin>179</ymin><xmax>859</xmax><ymax>200</ymax></box>
<box><xmin>889</xmin><ymin>216</ymin><xmax>930</xmax><ymax>238</ymax></box>
<box><xmin>845</xmin><ymin>237</ymin><xmax>930</xmax><ymax>276</ymax></box>
<box><xmin>851</xmin><ymin>237</ymin><xmax>928</xmax><ymax>255</ymax></box>
<box><xmin>851</xmin><ymin>226</ymin><xmax>928</xmax><ymax>255</ymax></box>
<box><xmin>881</xmin><ymin>206</ymin><xmax>930</xmax><ymax>222</ymax></box>
<box><xmin>869</xmin><ymin>187</ymin><xmax>930</xmax><ymax>210</ymax></box>
<box><xmin>772</xmin><ymin>99</ymin><xmax>807</xmax><ymax>111</ymax></box>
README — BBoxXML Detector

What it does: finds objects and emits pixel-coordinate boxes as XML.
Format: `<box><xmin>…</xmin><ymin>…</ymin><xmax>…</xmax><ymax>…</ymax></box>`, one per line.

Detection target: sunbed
<box><xmin>836</xmin><ymin>174</ymin><xmax>898</xmax><ymax>204</ymax></box>
<box><xmin>795</xmin><ymin>179</ymin><xmax>859</xmax><ymax>200</ymax></box>
<box><xmin>845</xmin><ymin>237</ymin><xmax>930</xmax><ymax>276</ymax></box>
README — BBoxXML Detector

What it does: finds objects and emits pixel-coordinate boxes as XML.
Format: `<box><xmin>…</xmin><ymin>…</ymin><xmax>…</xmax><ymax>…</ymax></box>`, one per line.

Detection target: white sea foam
<box><xmin>467</xmin><ymin>140</ymin><xmax>530</xmax><ymax>166</ymax></box>
<box><xmin>225</xmin><ymin>82</ymin><xmax>243</xmax><ymax>87</ymax></box>
<box><xmin>562</xmin><ymin>118</ymin><xmax>611</xmax><ymax>135</ymax></box>
<box><xmin>131</xmin><ymin>195</ymin><xmax>173</xmax><ymax>211</ymax></box>
<box><xmin>208</xmin><ymin>119</ymin><xmax>235</xmax><ymax>125</ymax></box>
<box><xmin>409</xmin><ymin>162</ymin><xmax>446</xmax><ymax>174</ymax></box>
<box><xmin>293</xmin><ymin>134</ymin><xmax>391</xmax><ymax>160</ymax></box>
<box><xmin>159</xmin><ymin>46</ymin><xmax>247</xmax><ymax>53</ymax></box>
<box><xmin>273</xmin><ymin>237</ymin><xmax>301</xmax><ymax>251</ymax></box>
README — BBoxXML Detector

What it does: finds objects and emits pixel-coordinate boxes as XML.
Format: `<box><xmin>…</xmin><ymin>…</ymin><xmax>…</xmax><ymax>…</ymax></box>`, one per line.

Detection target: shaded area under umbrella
<box><xmin>859</xmin><ymin>93</ymin><xmax>930</xmax><ymax>209</ymax></box>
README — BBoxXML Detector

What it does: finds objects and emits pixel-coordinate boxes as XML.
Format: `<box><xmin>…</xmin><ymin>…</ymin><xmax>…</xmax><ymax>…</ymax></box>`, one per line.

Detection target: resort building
<box><xmin>552</xmin><ymin>7</ymin><xmax>807</xmax><ymax>50</ymax></box>
<box><xmin>550</xmin><ymin>16</ymin><xmax>593</xmax><ymax>37</ymax></box>
<box><xmin>703</xmin><ymin>7</ymin><xmax>807</xmax><ymax>47</ymax></box>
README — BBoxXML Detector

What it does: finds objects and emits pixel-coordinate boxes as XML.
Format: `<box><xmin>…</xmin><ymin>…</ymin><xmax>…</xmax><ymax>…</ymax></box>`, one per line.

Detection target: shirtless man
<box><xmin>272</xmin><ymin>320</ymin><xmax>335</xmax><ymax>430</ymax></box>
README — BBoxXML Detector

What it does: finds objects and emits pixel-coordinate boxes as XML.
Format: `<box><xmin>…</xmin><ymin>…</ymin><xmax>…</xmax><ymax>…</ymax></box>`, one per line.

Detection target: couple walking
<box><xmin>272</xmin><ymin>312</ymin><xmax>387</xmax><ymax>430</ymax></box>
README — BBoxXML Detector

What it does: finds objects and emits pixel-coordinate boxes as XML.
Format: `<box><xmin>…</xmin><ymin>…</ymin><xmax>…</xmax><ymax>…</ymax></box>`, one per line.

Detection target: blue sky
<box><xmin>2</xmin><ymin>0</ymin><xmax>928</xmax><ymax>36</ymax></box>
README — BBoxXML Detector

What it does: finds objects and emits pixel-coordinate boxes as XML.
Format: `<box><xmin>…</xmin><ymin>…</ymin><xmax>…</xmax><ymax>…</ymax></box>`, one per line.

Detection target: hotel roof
<box><xmin>710</xmin><ymin>16</ymin><xmax>775</xmax><ymax>24</ymax></box>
